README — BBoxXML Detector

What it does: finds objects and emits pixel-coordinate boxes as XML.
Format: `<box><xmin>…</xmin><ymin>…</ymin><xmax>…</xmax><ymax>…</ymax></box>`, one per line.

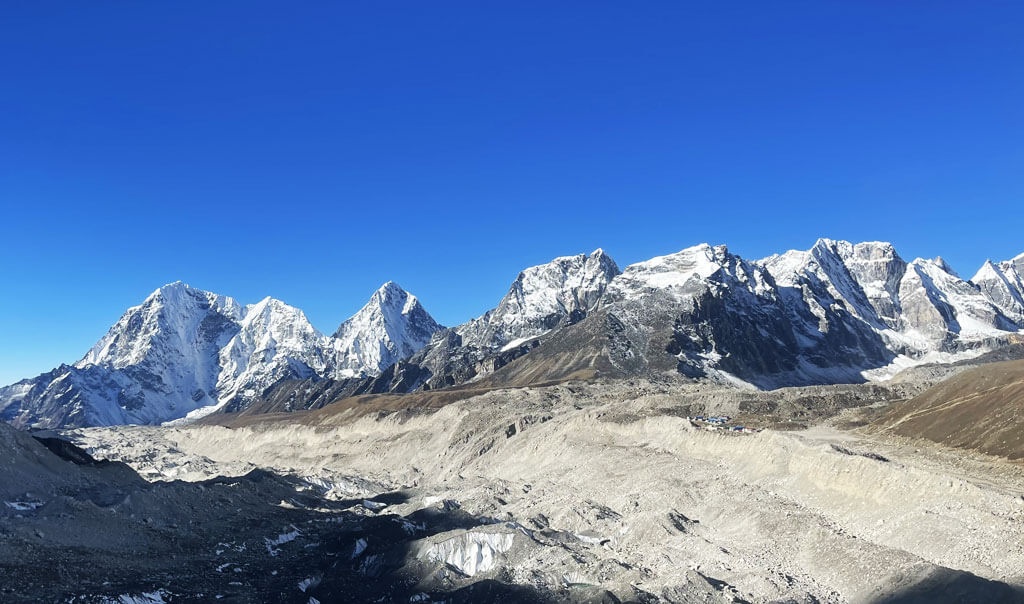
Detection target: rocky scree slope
<box><xmin>72</xmin><ymin>382</ymin><xmax>1024</xmax><ymax>603</ymax></box>
<box><xmin>1</xmin><ymin>420</ymin><xmax>555</xmax><ymax>604</ymax></box>
<box><xmin>868</xmin><ymin>357</ymin><xmax>1024</xmax><ymax>460</ymax></box>
<box><xmin>0</xmin><ymin>281</ymin><xmax>442</xmax><ymax>427</ymax></box>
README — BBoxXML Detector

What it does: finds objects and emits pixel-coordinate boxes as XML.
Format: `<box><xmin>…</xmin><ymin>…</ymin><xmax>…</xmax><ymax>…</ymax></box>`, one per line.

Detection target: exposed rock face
<box><xmin>469</xmin><ymin>241</ymin><xmax>1024</xmax><ymax>391</ymax></box>
<box><xmin>3</xmin><ymin>241</ymin><xmax>1024</xmax><ymax>426</ymax></box>
<box><xmin>972</xmin><ymin>255</ymin><xmax>1024</xmax><ymax>326</ymax></box>
<box><xmin>457</xmin><ymin>249</ymin><xmax>621</xmax><ymax>350</ymax></box>
<box><xmin>367</xmin><ymin>250</ymin><xmax>621</xmax><ymax>391</ymax></box>
<box><xmin>762</xmin><ymin>240</ymin><xmax>1018</xmax><ymax>352</ymax></box>
<box><xmin>218</xmin><ymin>241</ymin><xmax>1024</xmax><ymax>403</ymax></box>
<box><xmin>592</xmin><ymin>242</ymin><xmax>895</xmax><ymax>387</ymax></box>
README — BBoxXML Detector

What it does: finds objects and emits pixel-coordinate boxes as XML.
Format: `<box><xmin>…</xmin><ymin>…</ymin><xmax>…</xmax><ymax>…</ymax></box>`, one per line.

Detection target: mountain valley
<box><xmin>3</xmin><ymin>239</ymin><xmax>1024</xmax><ymax>603</ymax></box>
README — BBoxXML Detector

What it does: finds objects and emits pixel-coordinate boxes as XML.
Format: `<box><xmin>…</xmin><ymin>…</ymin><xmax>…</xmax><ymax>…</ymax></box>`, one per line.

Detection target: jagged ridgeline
<box><xmin>3</xmin><ymin>241</ymin><xmax>1023</xmax><ymax>428</ymax></box>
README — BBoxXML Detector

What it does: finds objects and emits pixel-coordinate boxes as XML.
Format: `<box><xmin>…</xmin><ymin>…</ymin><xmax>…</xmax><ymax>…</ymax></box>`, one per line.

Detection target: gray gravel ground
<box><xmin>56</xmin><ymin>380</ymin><xmax>1024</xmax><ymax>603</ymax></box>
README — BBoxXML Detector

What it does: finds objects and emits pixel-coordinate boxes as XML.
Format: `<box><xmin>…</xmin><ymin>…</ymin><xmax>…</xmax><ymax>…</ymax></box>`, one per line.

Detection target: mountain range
<box><xmin>0</xmin><ymin>281</ymin><xmax>441</xmax><ymax>427</ymax></box>
<box><xmin>3</xmin><ymin>240</ymin><xmax>1023</xmax><ymax>428</ymax></box>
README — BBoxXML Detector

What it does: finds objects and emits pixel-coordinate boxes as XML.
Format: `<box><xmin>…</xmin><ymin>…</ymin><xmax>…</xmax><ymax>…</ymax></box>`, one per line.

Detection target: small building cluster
<box><xmin>688</xmin><ymin>415</ymin><xmax>759</xmax><ymax>434</ymax></box>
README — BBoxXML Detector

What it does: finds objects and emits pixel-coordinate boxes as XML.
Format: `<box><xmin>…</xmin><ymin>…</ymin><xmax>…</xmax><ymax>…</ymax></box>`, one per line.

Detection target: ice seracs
<box><xmin>420</xmin><ymin>529</ymin><xmax>516</xmax><ymax>577</ymax></box>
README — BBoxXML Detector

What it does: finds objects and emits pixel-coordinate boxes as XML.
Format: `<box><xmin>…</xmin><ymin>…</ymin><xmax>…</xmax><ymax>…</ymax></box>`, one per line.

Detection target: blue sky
<box><xmin>1</xmin><ymin>2</ymin><xmax>1022</xmax><ymax>385</ymax></box>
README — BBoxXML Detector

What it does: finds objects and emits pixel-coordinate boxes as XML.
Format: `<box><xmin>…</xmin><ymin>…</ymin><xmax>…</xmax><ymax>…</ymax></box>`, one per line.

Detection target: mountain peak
<box><xmin>146</xmin><ymin>280</ymin><xmax>192</xmax><ymax>301</ymax></box>
<box><xmin>618</xmin><ymin>243</ymin><xmax>728</xmax><ymax>287</ymax></box>
<box><xmin>362</xmin><ymin>281</ymin><xmax>428</xmax><ymax>318</ymax></box>
<box><xmin>158</xmin><ymin>279</ymin><xmax>188</xmax><ymax>290</ymax></box>
<box><xmin>972</xmin><ymin>259</ymin><xmax>1001</xmax><ymax>283</ymax></box>
<box><xmin>812</xmin><ymin>237</ymin><xmax>843</xmax><ymax>250</ymax></box>
<box><xmin>932</xmin><ymin>256</ymin><xmax>957</xmax><ymax>276</ymax></box>
<box><xmin>244</xmin><ymin>296</ymin><xmax>308</xmax><ymax>322</ymax></box>
<box><xmin>454</xmin><ymin>249</ymin><xmax>621</xmax><ymax>351</ymax></box>
<box><xmin>1009</xmin><ymin>251</ymin><xmax>1024</xmax><ymax>272</ymax></box>
<box><xmin>371</xmin><ymin>281</ymin><xmax>413</xmax><ymax>307</ymax></box>
<box><xmin>376</xmin><ymin>280</ymin><xmax>402</xmax><ymax>293</ymax></box>
<box><xmin>331</xmin><ymin>284</ymin><xmax>443</xmax><ymax>376</ymax></box>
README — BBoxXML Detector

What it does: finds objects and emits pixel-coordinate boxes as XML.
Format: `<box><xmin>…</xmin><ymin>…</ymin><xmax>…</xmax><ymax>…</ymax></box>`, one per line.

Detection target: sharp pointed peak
<box><xmin>376</xmin><ymin>280</ymin><xmax>406</xmax><ymax>294</ymax></box>
<box><xmin>370</xmin><ymin>281</ymin><xmax>413</xmax><ymax>306</ymax></box>
<box><xmin>811</xmin><ymin>237</ymin><xmax>850</xmax><ymax>252</ymax></box>
<box><xmin>971</xmin><ymin>259</ymin><xmax>1001</xmax><ymax>283</ymax></box>
<box><xmin>246</xmin><ymin>296</ymin><xmax>300</xmax><ymax>314</ymax></box>
<box><xmin>935</xmin><ymin>257</ymin><xmax>959</xmax><ymax>277</ymax></box>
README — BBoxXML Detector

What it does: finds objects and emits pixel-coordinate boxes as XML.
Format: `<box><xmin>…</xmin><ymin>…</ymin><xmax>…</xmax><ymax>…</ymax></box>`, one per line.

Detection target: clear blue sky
<box><xmin>1</xmin><ymin>2</ymin><xmax>1022</xmax><ymax>385</ymax></box>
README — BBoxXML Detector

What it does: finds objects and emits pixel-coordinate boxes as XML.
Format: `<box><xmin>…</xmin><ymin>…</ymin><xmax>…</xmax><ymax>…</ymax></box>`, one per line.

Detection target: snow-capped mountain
<box><xmin>0</xmin><ymin>282</ymin><xmax>244</xmax><ymax>427</ymax></box>
<box><xmin>215</xmin><ymin>297</ymin><xmax>338</xmax><ymax>413</ymax></box>
<box><xmin>3</xmin><ymin>241</ymin><xmax>1023</xmax><ymax>427</ymax></box>
<box><xmin>599</xmin><ymin>240</ymin><xmax>1024</xmax><ymax>386</ymax></box>
<box><xmin>457</xmin><ymin>249</ymin><xmax>620</xmax><ymax>350</ymax></box>
<box><xmin>333</xmin><ymin>282</ymin><xmax>443</xmax><ymax>377</ymax></box>
<box><xmin>972</xmin><ymin>253</ymin><xmax>1024</xmax><ymax>326</ymax></box>
<box><xmin>604</xmin><ymin>243</ymin><xmax>775</xmax><ymax>303</ymax></box>
<box><xmin>367</xmin><ymin>250</ymin><xmax>621</xmax><ymax>392</ymax></box>
<box><xmin>593</xmin><ymin>242</ymin><xmax>890</xmax><ymax>386</ymax></box>
<box><xmin>0</xmin><ymin>281</ymin><xmax>442</xmax><ymax>427</ymax></box>
<box><xmin>761</xmin><ymin>240</ymin><xmax>1018</xmax><ymax>359</ymax></box>
<box><xmin>426</xmin><ymin>240</ymin><xmax>1024</xmax><ymax>391</ymax></box>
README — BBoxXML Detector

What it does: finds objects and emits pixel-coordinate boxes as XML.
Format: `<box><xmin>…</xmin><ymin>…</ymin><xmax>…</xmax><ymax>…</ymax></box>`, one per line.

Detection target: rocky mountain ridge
<box><xmin>367</xmin><ymin>250</ymin><xmax>621</xmax><ymax>393</ymax></box>
<box><xmin>0</xmin><ymin>281</ymin><xmax>443</xmax><ymax>427</ymax></box>
<box><xmin>3</xmin><ymin>240</ymin><xmax>1024</xmax><ymax>427</ymax></box>
<box><xmin>368</xmin><ymin>239</ymin><xmax>1024</xmax><ymax>395</ymax></box>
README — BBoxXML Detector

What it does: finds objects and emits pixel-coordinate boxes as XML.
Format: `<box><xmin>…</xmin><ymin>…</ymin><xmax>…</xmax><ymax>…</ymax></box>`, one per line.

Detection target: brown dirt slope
<box><xmin>869</xmin><ymin>358</ymin><xmax>1024</xmax><ymax>460</ymax></box>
